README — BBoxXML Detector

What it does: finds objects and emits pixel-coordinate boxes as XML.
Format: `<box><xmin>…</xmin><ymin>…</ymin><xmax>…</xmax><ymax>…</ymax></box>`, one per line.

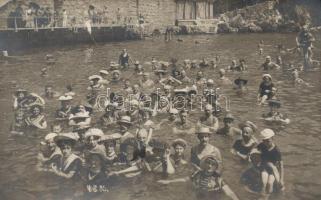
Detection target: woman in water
<box><xmin>51</xmin><ymin>132</ymin><xmax>82</xmax><ymax>179</ymax></box>
<box><xmin>257</xmin><ymin>74</ymin><xmax>275</xmax><ymax>105</ymax></box>
<box><xmin>37</xmin><ymin>132</ymin><xmax>62</xmax><ymax>171</ymax></box>
<box><xmin>25</xmin><ymin>104</ymin><xmax>47</xmax><ymax>131</ymax></box>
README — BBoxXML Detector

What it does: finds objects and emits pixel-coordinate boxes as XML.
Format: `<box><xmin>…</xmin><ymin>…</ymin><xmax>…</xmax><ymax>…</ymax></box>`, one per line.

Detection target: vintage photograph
<box><xmin>0</xmin><ymin>0</ymin><xmax>320</xmax><ymax>199</ymax></box>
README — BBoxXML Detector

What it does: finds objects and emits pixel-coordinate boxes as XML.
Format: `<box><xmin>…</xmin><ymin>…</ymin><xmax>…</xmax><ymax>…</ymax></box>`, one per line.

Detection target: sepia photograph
<box><xmin>0</xmin><ymin>0</ymin><xmax>320</xmax><ymax>199</ymax></box>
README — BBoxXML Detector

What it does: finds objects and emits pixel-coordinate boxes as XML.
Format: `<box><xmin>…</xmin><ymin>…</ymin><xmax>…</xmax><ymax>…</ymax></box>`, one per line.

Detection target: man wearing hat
<box><xmin>87</xmin><ymin>75</ymin><xmax>105</xmax><ymax>106</ymax></box>
<box><xmin>99</xmin><ymin>70</ymin><xmax>109</xmax><ymax>85</ymax></box>
<box><xmin>191</xmin><ymin>127</ymin><xmax>222</xmax><ymax>172</ymax></box>
<box><xmin>56</xmin><ymin>95</ymin><xmax>73</xmax><ymax>121</ymax></box>
<box><xmin>217</xmin><ymin>113</ymin><xmax>241</xmax><ymax>138</ymax></box>
<box><xmin>197</xmin><ymin>104</ymin><xmax>219</xmax><ymax>133</ymax></box>
<box><xmin>110</xmin><ymin>70</ymin><xmax>122</xmax><ymax>85</ymax></box>
<box><xmin>117</xmin><ymin>116</ymin><xmax>134</xmax><ymax>145</ymax></box>
<box><xmin>257</xmin><ymin>129</ymin><xmax>284</xmax><ymax>194</ymax></box>
<box><xmin>261</xmin><ymin>56</ymin><xmax>280</xmax><ymax>71</ymax></box>
<box><xmin>173</xmin><ymin>110</ymin><xmax>195</xmax><ymax>135</ymax></box>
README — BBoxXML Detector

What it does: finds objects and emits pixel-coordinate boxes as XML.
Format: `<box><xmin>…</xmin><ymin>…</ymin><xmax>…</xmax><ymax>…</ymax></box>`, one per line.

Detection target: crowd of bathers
<box><xmin>9</xmin><ymin>26</ymin><xmax>319</xmax><ymax>200</ymax></box>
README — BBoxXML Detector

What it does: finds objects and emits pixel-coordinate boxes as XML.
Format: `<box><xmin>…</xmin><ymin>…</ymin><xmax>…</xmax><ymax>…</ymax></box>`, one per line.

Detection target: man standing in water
<box><xmin>118</xmin><ymin>49</ymin><xmax>132</xmax><ymax>69</ymax></box>
<box><xmin>296</xmin><ymin>25</ymin><xmax>315</xmax><ymax>70</ymax></box>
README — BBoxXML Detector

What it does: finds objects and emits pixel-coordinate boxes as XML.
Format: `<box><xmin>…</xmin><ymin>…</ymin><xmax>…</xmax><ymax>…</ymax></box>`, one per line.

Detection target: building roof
<box><xmin>0</xmin><ymin>0</ymin><xmax>12</xmax><ymax>8</ymax></box>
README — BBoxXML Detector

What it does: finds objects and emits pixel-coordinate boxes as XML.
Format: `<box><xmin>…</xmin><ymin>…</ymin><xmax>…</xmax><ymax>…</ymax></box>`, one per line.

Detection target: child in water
<box><xmin>10</xmin><ymin>109</ymin><xmax>26</xmax><ymax>135</ymax></box>
<box><xmin>157</xmin><ymin>155</ymin><xmax>239</xmax><ymax>200</ymax></box>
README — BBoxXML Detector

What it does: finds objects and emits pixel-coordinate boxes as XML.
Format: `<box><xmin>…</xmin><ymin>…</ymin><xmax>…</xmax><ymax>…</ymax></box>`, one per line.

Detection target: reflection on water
<box><xmin>0</xmin><ymin>33</ymin><xmax>321</xmax><ymax>200</ymax></box>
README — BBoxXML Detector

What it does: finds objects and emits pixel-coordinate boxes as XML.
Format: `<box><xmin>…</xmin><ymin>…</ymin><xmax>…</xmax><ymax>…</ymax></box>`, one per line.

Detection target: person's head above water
<box><xmin>262</xmin><ymin>74</ymin><xmax>272</xmax><ymax>82</ymax></box>
<box><xmin>195</xmin><ymin>127</ymin><xmax>212</xmax><ymax>146</ymax></box>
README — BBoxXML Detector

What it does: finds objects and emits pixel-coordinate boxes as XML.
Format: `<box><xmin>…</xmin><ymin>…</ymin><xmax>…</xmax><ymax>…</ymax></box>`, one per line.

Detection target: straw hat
<box><xmin>15</xmin><ymin>88</ymin><xmax>28</xmax><ymax>94</ymax></box>
<box><xmin>207</xmin><ymin>79</ymin><xmax>214</xmax><ymax>85</ymax></box>
<box><xmin>99</xmin><ymin>133</ymin><xmax>122</xmax><ymax>144</ymax></box>
<box><xmin>260</xmin><ymin>129</ymin><xmax>275</xmax><ymax>140</ymax></box>
<box><xmin>262</xmin><ymin>74</ymin><xmax>272</xmax><ymax>80</ymax></box>
<box><xmin>117</xmin><ymin>115</ymin><xmax>132</xmax><ymax>125</ymax></box>
<box><xmin>134</xmin><ymin>60</ymin><xmax>140</xmax><ymax>65</ymax></box>
<box><xmin>171</xmin><ymin>138</ymin><xmax>187</xmax><ymax>149</ymax></box>
<box><xmin>44</xmin><ymin>132</ymin><xmax>57</xmax><ymax>141</ymax></box>
<box><xmin>88</xmin><ymin>75</ymin><xmax>102</xmax><ymax>81</ymax></box>
<box><xmin>239</xmin><ymin>121</ymin><xmax>257</xmax><ymax>132</ymax></box>
<box><xmin>200</xmin><ymin>155</ymin><xmax>219</xmax><ymax>170</ymax></box>
<box><xmin>54</xmin><ymin>132</ymin><xmax>79</xmax><ymax>145</ymax></box>
<box><xmin>58</xmin><ymin>95</ymin><xmax>73</xmax><ymax>101</ymax></box>
<box><xmin>110</xmin><ymin>62</ymin><xmax>120</xmax><ymax>67</ymax></box>
<box><xmin>169</xmin><ymin>108</ymin><xmax>178</xmax><ymax>114</ymax></box>
<box><xmin>219</xmin><ymin>69</ymin><xmax>226</xmax><ymax>74</ymax></box>
<box><xmin>69</xmin><ymin>112</ymin><xmax>90</xmax><ymax>120</ymax></box>
<box><xmin>85</xmin><ymin>128</ymin><xmax>104</xmax><ymax>139</ymax></box>
<box><xmin>223</xmin><ymin>113</ymin><xmax>235</xmax><ymax>121</ymax></box>
<box><xmin>99</xmin><ymin>70</ymin><xmax>109</xmax><ymax>75</ymax></box>
<box><xmin>195</xmin><ymin>127</ymin><xmax>212</xmax><ymax>135</ymax></box>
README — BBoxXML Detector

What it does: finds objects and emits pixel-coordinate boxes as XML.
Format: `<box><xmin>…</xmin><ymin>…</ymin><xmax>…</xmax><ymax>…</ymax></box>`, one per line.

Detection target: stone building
<box><xmin>0</xmin><ymin>0</ymin><xmax>261</xmax><ymax>29</ymax></box>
